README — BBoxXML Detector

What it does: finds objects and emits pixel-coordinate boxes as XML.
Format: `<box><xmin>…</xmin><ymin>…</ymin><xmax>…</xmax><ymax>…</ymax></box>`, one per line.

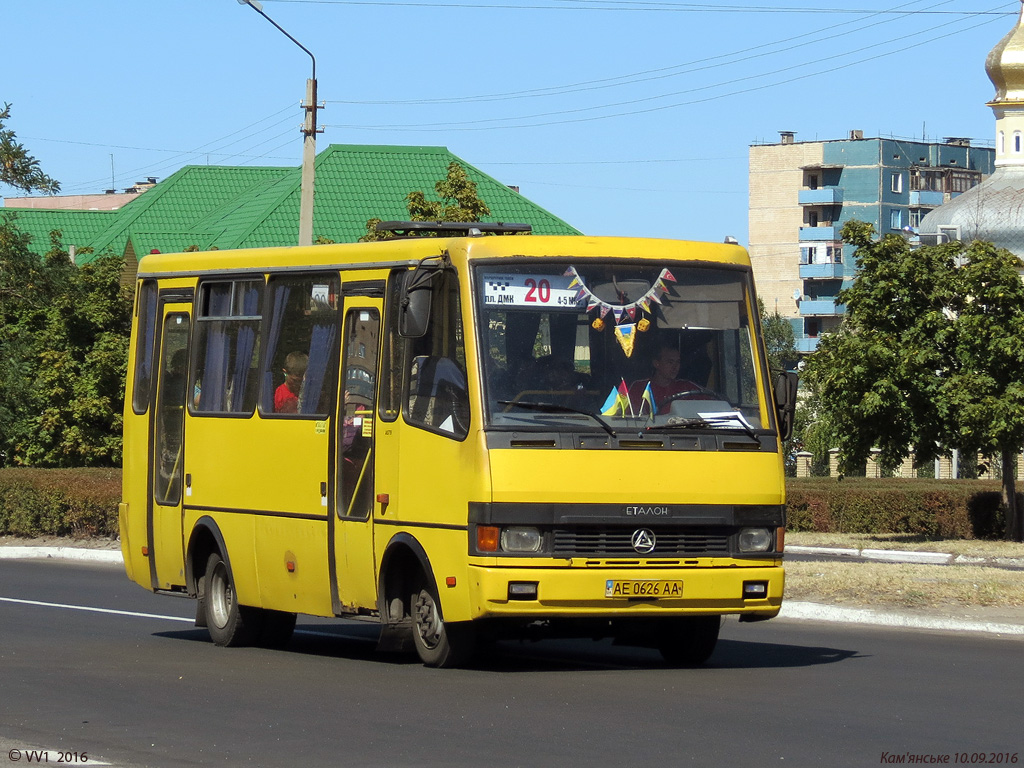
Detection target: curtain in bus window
<box><xmin>192</xmin><ymin>281</ymin><xmax>261</xmax><ymax>414</ymax></box>
<box><xmin>229</xmin><ymin>285</ymin><xmax>260</xmax><ymax>410</ymax></box>
<box><xmin>261</xmin><ymin>284</ymin><xmax>291</xmax><ymax>413</ymax></box>
<box><xmin>299</xmin><ymin>320</ymin><xmax>337</xmax><ymax>414</ymax></box>
<box><xmin>199</xmin><ymin>288</ymin><xmax>232</xmax><ymax>412</ymax></box>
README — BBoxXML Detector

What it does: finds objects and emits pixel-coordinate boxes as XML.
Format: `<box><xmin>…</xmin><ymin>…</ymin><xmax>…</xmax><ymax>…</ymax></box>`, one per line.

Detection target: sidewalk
<box><xmin>787</xmin><ymin>544</ymin><xmax>1024</xmax><ymax>569</ymax></box>
<box><xmin>2</xmin><ymin>541</ymin><xmax>1022</xmax><ymax>638</ymax></box>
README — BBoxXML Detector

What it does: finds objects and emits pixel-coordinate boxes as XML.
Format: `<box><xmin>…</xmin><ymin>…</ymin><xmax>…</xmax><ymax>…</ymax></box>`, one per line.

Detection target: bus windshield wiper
<box><xmin>650</xmin><ymin>415</ymin><xmax>759</xmax><ymax>441</ymax></box>
<box><xmin>497</xmin><ymin>401</ymin><xmax>618</xmax><ymax>437</ymax></box>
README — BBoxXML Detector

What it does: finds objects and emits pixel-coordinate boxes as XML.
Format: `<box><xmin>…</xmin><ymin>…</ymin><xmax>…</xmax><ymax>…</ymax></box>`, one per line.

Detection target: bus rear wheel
<box><xmin>411</xmin><ymin>584</ymin><xmax>475</xmax><ymax>668</ymax></box>
<box><xmin>657</xmin><ymin>616</ymin><xmax>721</xmax><ymax>666</ymax></box>
<box><xmin>204</xmin><ymin>552</ymin><xmax>261</xmax><ymax>647</ymax></box>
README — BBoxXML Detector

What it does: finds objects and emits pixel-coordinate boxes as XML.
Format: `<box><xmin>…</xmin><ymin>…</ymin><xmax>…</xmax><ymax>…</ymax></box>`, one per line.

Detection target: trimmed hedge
<box><xmin>786</xmin><ymin>477</ymin><xmax>1011</xmax><ymax>540</ymax></box>
<box><xmin>0</xmin><ymin>470</ymin><xmax>1012</xmax><ymax>541</ymax></box>
<box><xmin>0</xmin><ymin>468</ymin><xmax>121</xmax><ymax>539</ymax></box>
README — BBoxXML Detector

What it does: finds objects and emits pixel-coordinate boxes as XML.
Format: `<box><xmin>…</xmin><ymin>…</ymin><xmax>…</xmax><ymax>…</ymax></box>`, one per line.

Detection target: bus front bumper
<box><xmin>467</xmin><ymin>562</ymin><xmax>784</xmax><ymax>621</ymax></box>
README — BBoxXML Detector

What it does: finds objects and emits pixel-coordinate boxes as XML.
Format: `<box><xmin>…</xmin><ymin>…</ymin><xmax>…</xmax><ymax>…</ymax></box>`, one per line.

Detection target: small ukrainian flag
<box><xmin>640</xmin><ymin>382</ymin><xmax>656</xmax><ymax>417</ymax></box>
<box><xmin>600</xmin><ymin>386</ymin><xmax>622</xmax><ymax>416</ymax></box>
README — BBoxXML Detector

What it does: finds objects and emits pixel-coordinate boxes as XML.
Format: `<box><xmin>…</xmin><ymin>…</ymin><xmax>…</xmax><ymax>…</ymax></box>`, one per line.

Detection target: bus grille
<box><xmin>551</xmin><ymin>528</ymin><xmax>731</xmax><ymax>557</ymax></box>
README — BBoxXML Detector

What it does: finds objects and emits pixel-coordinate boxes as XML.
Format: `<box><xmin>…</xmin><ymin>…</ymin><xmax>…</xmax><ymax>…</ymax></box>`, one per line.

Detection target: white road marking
<box><xmin>0</xmin><ymin>596</ymin><xmax>193</xmax><ymax>623</ymax></box>
<box><xmin>0</xmin><ymin>596</ymin><xmax>364</xmax><ymax>640</ymax></box>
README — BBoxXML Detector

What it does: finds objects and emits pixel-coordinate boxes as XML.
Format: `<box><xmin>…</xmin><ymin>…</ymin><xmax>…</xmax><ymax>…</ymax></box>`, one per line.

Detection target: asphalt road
<box><xmin>0</xmin><ymin>559</ymin><xmax>1020</xmax><ymax>768</ymax></box>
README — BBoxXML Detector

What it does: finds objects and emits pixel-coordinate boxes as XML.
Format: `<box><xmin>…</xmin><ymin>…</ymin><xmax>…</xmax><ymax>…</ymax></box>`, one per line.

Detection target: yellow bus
<box><xmin>119</xmin><ymin>223</ymin><xmax>797</xmax><ymax>667</ymax></box>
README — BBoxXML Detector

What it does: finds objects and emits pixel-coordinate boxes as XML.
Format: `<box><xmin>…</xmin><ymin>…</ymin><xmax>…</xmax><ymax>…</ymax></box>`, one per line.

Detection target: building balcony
<box><xmin>909</xmin><ymin>190</ymin><xmax>944</xmax><ymax>206</ymax></box>
<box><xmin>798</xmin><ymin>298</ymin><xmax>845</xmax><ymax>317</ymax></box>
<box><xmin>798</xmin><ymin>188</ymin><xmax>843</xmax><ymax>205</ymax></box>
<box><xmin>798</xmin><ymin>226</ymin><xmax>840</xmax><ymax>242</ymax></box>
<box><xmin>796</xmin><ymin>336</ymin><xmax>820</xmax><ymax>353</ymax></box>
<box><xmin>799</xmin><ymin>262</ymin><xmax>844</xmax><ymax>280</ymax></box>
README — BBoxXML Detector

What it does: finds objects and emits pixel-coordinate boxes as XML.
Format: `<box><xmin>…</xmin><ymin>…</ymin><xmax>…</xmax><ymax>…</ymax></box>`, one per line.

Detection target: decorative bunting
<box><xmin>565</xmin><ymin>267</ymin><xmax>676</xmax><ymax>325</ymax></box>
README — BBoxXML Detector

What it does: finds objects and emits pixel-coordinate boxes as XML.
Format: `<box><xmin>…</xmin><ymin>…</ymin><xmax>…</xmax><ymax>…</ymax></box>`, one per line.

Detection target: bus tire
<box><xmin>657</xmin><ymin>616</ymin><xmax>721</xmax><ymax>666</ymax></box>
<box><xmin>204</xmin><ymin>552</ymin><xmax>262</xmax><ymax>647</ymax></box>
<box><xmin>411</xmin><ymin>583</ymin><xmax>475</xmax><ymax>668</ymax></box>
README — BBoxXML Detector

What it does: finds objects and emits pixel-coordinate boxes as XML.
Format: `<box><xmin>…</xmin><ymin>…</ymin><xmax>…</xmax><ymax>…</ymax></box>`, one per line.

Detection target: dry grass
<box><xmin>788</xmin><ymin>532</ymin><xmax>1024</xmax><ymax>560</ymax></box>
<box><xmin>784</xmin><ymin>560</ymin><xmax>1024</xmax><ymax>609</ymax></box>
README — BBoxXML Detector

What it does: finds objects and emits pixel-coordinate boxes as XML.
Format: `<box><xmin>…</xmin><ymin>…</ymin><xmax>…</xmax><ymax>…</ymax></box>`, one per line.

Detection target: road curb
<box><xmin>787</xmin><ymin>545</ymin><xmax>1024</xmax><ymax>568</ymax></box>
<box><xmin>779</xmin><ymin>601</ymin><xmax>1024</xmax><ymax>637</ymax></box>
<box><xmin>0</xmin><ymin>546</ymin><xmax>123</xmax><ymax>564</ymax></box>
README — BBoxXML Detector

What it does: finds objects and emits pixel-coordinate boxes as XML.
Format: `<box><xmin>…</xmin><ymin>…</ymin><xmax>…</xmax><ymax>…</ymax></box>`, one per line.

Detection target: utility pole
<box><xmin>238</xmin><ymin>0</ymin><xmax>322</xmax><ymax>246</ymax></box>
<box><xmin>300</xmin><ymin>75</ymin><xmax>319</xmax><ymax>247</ymax></box>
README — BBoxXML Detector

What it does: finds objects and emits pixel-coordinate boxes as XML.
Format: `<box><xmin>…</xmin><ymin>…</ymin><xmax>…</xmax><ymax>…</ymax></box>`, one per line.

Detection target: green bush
<box><xmin>786</xmin><ymin>478</ymin><xmax>1010</xmax><ymax>540</ymax></box>
<box><xmin>0</xmin><ymin>468</ymin><xmax>121</xmax><ymax>538</ymax></box>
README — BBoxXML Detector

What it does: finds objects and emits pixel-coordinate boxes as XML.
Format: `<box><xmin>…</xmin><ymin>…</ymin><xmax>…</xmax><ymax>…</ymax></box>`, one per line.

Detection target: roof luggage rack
<box><xmin>375</xmin><ymin>221</ymin><xmax>532</xmax><ymax>237</ymax></box>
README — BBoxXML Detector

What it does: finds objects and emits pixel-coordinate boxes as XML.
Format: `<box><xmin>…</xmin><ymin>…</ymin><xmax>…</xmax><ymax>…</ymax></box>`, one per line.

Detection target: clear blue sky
<box><xmin>3</xmin><ymin>1</ymin><xmax>1018</xmax><ymax>245</ymax></box>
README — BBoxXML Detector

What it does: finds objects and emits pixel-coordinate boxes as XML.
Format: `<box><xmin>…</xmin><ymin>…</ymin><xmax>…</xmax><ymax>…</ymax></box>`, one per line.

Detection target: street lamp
<box><xmin>237</xmin><ymin>0</ymin><xmax>321</xmax><ymax>246</ymax></box>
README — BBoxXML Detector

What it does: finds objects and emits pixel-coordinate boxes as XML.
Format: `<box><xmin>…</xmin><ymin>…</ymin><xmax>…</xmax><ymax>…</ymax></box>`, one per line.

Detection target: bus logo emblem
<box><xmin>631</xmin><ymin>529</ymin><xmax>656</xmax><ymax>554</ymax></box>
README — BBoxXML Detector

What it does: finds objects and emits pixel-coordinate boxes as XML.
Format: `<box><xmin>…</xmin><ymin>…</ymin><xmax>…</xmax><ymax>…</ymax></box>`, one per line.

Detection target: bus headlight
<box><xmin>500</xmin><ymin>527</ymin><xmax>542</xmax><ymax>553</ymax></box>
<box><xmin>738</xmin><ymin>527</ymin><xmax>773</xmax><ymax>553</ymax></box>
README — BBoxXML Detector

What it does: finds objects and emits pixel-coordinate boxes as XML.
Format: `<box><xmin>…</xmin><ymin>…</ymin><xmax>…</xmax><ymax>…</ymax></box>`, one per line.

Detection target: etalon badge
<box><xmin>631</xmin><ymin>528</ymin><xmax>656</xmax><ymax>554</ymax></box>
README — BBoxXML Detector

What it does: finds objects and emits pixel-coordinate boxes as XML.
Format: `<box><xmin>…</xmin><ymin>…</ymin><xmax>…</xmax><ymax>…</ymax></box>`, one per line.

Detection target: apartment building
<box><xmin>749</xmin><ymin>131</ymin><xmax>994</xmax><ymax>353</ymax></box>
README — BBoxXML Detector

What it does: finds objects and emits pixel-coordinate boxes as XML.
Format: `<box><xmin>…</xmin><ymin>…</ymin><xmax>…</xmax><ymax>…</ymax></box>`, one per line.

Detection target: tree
<box><xmin>361</xmin><ymin>162</ymin><xmax>491</xmax><ymax>241</ymax></box>
<box><xmin>0</xmin><ymin>218</ymin><xmax>131</xmax><ymax>467</ymax></box>
<box><xmin>944</xmin><ymin>241</ymin><xmax>1024</xmax><ymax>541</ymax></box>
<box><xmin>804</xmin><ymin>221</ymin><xmax>1024</xmax><ymax>540</ymax></box>
<box><xmin>1</xmin><ymin>104</ymin><xmax>60</xmax><ymax>195</ymax></box>
<box><xmin>759</xmin><ymin>299</ymin><xmax>798</xmax><ymax>374</ymax></box>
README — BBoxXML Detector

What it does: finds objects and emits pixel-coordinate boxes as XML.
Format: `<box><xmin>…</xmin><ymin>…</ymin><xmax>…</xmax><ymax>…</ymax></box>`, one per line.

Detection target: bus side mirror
<box><xmin>773</xmin><ymin>371</ymin><xmax>799</xmax><ymax>441</ymax></box>
<box><xmin>398</xmin><ymin>269</ymin><xmax>435</xmax><ymax>338</ymax></box>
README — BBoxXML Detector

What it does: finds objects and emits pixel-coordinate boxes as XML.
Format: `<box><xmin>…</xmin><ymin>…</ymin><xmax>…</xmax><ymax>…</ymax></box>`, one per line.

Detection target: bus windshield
<box><xmin>476</xmin><ymin>261</ymin><xmax>768</xmax><ymax>434</ymax></box>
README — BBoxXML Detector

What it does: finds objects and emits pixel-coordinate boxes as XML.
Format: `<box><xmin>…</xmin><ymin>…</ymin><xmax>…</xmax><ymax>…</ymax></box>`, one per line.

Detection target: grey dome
<box><xmin>919</xmin><ymin>166</ymin><xmax>1024</xmax><ymax>256</ymax></box>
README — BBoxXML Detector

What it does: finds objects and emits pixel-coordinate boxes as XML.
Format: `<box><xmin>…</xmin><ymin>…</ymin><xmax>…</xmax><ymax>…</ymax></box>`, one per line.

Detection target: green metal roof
<box><xmin>3</xmin><ymin>145</ymin><xmax>580</xmax><ymax>264</ymax></box>
<box><xmin>0</xmin><ymin>207</ymin><xmax>117</xmax><ymax>258</ymax></box>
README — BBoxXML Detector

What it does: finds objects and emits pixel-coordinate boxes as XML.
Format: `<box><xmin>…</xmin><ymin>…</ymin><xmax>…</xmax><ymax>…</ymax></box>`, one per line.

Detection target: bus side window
<box><xmin>378</xmin><ymin>273</ymin><xmax>405</xmax><ymax>422</ymax></box>
<box><xmin>155</xmin><ymin>315</ymin><xmax>190</xmax><ymax>505</ymax></box>
<box><xmin>260</xmin><ymin>274</ymin><xmax>340</xmax><ymax>417</ymax></box>
<box><xmin>132</xmin><ymin>280</ymin><xmax>159</xmax><ymax>414</ymax></box>
<box><xmin>191</xmin><ymin>279</ymin><xmax>262</xmax><ymax>415</ymax></box>
<box><xmin>402</xmin><ymin>272</ymin><xmax>469</xmax><ymax>439</ymax></box>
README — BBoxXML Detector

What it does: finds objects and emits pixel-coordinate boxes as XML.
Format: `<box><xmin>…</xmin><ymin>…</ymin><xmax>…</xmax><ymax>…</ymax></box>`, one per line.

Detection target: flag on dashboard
<box><xmin>640</xmin><ymin>382</ymin><xmax>656</xmax><ymax>417</ymax></box>
<box><xmin>600</xmin><ymin>380</ymin><xmax>634</xmax><ymax>417</ymax></box>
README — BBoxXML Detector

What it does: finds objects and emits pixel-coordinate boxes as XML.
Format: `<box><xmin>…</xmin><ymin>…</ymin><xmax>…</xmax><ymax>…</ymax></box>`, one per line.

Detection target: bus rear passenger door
<box><xmin>331</xmin><ymin>298</ymin><xmax>383</xmax><ymax>614</ymax></box>
<box><xmin>149</xmin><ymin>304</ymin><xmax>191</xmax><ymax>591</ymax></box>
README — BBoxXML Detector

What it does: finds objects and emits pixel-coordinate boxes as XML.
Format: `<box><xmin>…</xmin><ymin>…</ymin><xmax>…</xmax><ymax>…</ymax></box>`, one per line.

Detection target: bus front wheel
<box><xmin>411</xmin><ymin>584</ymin><xmax>475</xmax><ymax>668</ymax></box>
<box><xmin>204</xmin><ymin>552</ymin><xmax>261</xmax><ymax>647</ymax></box>
<box><xmin>657</xmin><ymin>616</ymin><xmax>721</xmax><ymax>666</ymax></box>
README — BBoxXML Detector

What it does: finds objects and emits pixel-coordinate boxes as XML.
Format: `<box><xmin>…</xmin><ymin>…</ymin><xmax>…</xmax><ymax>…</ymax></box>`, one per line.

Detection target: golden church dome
<box><xmin>986</xmin><ymin>2</ymin><xmax>1024</xmax><ymax>103</ymax></box>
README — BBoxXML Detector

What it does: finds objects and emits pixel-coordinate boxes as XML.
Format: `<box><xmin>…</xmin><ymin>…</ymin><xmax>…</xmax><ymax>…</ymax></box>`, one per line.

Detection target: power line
<box><xmin>267</xmin><ymin>0</ymin><xmax>1012</xmax><ymax>15</ymax></box>
<box><xmin>326</xmin><ymin>5</ymin><xmax>1004</xmax><ymax>131</ymax></box>
<box><xmin>326</xmin><ymin>0</ymin><xmax>961</xmax><ymax>105</ymax></box>
<box><xmin>45</xmin><ymin>105</ymin><xmax>300</xmax><ymax>193</ymax></box>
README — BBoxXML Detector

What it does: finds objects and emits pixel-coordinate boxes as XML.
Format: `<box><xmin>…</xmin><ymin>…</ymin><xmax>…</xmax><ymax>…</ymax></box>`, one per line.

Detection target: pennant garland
<box><xmin>563</xmin><ymin>267</ymin><xmax>676</xmax><ymax>326</ymax></box>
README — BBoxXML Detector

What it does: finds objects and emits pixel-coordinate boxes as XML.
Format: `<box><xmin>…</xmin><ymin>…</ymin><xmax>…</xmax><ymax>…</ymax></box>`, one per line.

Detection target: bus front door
<box><xmin>149</xmin><ymin>307</ymin><xmax>191</xmax><ymax>591</ymax></box>
<box><xmin>331</xmin><ymin>301</ymin><xmax>382</xmax><ymax>614</ymax></box>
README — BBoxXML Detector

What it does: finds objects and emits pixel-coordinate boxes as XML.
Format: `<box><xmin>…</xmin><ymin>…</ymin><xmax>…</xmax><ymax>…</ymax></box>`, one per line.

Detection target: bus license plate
<box><xmin>605</xmin><ymin>580</ymin><xmax>683</xmax><ymax>598</ymax></box>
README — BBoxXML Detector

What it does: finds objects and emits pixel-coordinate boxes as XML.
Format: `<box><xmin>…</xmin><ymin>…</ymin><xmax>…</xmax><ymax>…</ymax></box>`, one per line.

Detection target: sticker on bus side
<box><xmin>482</xmin><ymin>273</ymin><xmax>582</xmax><ymax>310</ymax></box>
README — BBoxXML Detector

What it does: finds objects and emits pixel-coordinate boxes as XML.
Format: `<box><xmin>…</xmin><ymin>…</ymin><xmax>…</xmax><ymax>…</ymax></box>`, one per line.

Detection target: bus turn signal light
<box><xmin>477</xmin><ymin>526</ymin><xmax>500</xmax><ymax>552</ymax></box>
<box><xmin>776</xmin><ymin>527</ymin><xmax>785</xmax><ymax>553</ymax></box>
